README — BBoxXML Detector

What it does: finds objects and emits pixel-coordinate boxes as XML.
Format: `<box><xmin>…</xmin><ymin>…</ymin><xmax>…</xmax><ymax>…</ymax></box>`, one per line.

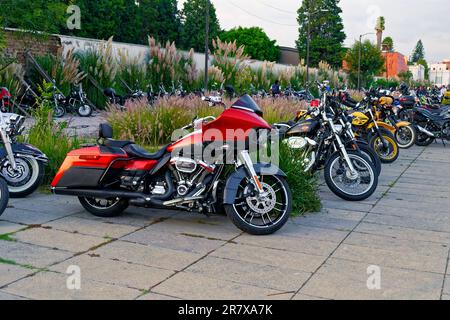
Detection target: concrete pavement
<box><xmin>0</xmin><ymin>144</ymin><xmax>450</xmax><ymax>300</ymax></box>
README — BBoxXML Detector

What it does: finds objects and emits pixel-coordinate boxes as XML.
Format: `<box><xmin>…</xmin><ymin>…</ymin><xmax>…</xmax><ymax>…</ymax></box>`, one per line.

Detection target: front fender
<box><xmin>223</xmin><ymin>163</ymin><xmax>287</xmax><ymax>205</ymax></box>
<box><xmin>0</xmin><ymin>143</ymin><xmax>48</xmax><ymax>163</ymax></box>
<box><xmin>367</xmin><ymin>122</ymin><xmax>396</xmax><ymax>135</ymax></box>
<box><xmin>395</xmin><ymin>121</ymin><xmax>412</xmax><ymax>128</ymax></box>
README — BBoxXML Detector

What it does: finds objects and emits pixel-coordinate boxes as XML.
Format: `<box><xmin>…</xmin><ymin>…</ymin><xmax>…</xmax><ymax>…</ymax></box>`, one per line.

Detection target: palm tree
<box><xmin>375</xmin><ymin>17</ymin><xmax>385</xmax><ymax>50</ymax></box>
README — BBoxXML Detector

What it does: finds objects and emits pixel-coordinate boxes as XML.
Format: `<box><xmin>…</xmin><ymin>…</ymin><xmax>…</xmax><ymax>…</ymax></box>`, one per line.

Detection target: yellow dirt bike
<box><xmin>338</xmin><ymin>92</ymin><xmax>399</xmax><ymax>163</ymax></box>
<box><xmin>372</xmin><ymin>95</ymin><xmax>417</xmax><ymax>149</ymax></box>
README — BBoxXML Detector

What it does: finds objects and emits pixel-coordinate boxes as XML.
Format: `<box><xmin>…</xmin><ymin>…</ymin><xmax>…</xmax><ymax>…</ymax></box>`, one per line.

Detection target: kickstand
<box><xmin>442</xmin><ymin>139</ymin><xmax>446</xmax><ymax>147</ymax></box>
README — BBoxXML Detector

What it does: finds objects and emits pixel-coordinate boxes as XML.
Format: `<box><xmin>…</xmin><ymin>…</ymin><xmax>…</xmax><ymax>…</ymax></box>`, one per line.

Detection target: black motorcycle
<box><xmin>411</xmin><ymin>106</ymin><xmax>450</xmax><ymax>146</ymax></box>
<box><xmin>0</xmin><ymin>113</ymin><xmax>48</xmax><ymax>197</ymax></box>
<box><xmin>53</xmin><ymin>83</ymin><xmax>93</xmax><ymax>118</ymax></box>
<box><xmin>274</xmin><ymin>82</ymin><xmax>379</xmax><ymax>201</ymax></box>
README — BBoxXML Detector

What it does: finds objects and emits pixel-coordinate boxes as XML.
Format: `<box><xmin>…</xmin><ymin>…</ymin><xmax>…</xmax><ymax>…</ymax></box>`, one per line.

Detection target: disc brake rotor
<box><xmin>245</xmin><ymin>182</ymin><xmax>277</xmax><ymax>215</ymax></box>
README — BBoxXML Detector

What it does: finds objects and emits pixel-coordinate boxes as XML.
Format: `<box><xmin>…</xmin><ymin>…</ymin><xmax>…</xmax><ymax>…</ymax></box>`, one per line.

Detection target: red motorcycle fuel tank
<box><xmin>167</xmin><ymin>95</ymin><xmax>271</xmax><ymax>153</ymax></box>
<box><xmin>51</xmin><ymin>146</ymin><xmax>158</xmax><ymax>188</ymax></box>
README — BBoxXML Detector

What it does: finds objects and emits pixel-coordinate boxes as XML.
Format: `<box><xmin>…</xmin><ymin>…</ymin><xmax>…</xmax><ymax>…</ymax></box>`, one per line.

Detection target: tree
<box><xmin>0</xmin><ymin>0</ymin><xmax>67</xmax><ymax>34</ymax></box>
<box><xmin>219</xmin><ymin>27</ymin><xmax>280</xmax><ymax>62</ymax></box>
<box><xmin>296</xmin><ymin>0</ymin><xmax>346</xmax><ymax>69</ymax></box>
<box><xmin>398</xmin><ymin>70</ymin><xmax>413</xmax><ymax>84</ymax></box>
<box><xmin>410</xmin><ymin>40</ymin><xmax>425</xmax><ymax>63</ymax></box>
<box><xmin>135</xmin><ymin>0</ymin><xmax>181</xmax><ymax>45</ymax></box>
<box><xmin>382</xmin><ymin>37</ymin><xmax>394</xmax><ymax>51</ymax></box>
<box><xmin>72</xmin><ymin>0</ymin><xmax>128</xmax><ymax>41</ymax></box>
<box><xmin>375</xmin><ymin>16</ymin><xmax>385</xmax><ymax>50</ymax></box>
<box><xmin>181</xmin><ymin>0</ymin><xmax>221</xmax><ymax>52</ymax></box>
<box><xmin>345</xmin><ymin>40</ymin><xmax>385</xmax><ymax>88</ymax></box>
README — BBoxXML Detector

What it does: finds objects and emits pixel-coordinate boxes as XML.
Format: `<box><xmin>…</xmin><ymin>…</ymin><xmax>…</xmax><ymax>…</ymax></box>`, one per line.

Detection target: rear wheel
<box><xmin>416</xmin><ymin>131</ymin><xmax>435</xmax><ymax>146</ymax></box>
<box><xmin>395</xmin><ymin>125</ymin><xmax>417</xmax><ymax>149</ymax></box>
<box><xmin>225</xmin><ymin>175</ymin><xmax>292</xmax><ymax>235</ymax></box>
<box><xmin>78</xmin><ymin>197</ymin><xmax>128</xmax><ymax>217</ymax></box>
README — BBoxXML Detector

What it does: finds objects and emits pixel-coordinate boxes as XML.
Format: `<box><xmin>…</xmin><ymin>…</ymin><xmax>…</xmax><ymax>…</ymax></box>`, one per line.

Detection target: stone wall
<box><xmin>3</xmin><ymin>29</ymin><xmax>62</xmax><ymax>65</ymax></box>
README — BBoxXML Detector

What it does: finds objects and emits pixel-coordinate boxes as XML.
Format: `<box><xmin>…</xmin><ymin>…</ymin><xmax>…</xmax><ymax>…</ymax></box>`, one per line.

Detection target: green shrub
<box><xmin>25</xmin><ymin>97</ymin><xmax>82</xmax><ymax>185</ymax></box>
<box><xmin>278</xmin><ymin>143</ymin><xmax>321</xmax><ymax>215</ymax></box>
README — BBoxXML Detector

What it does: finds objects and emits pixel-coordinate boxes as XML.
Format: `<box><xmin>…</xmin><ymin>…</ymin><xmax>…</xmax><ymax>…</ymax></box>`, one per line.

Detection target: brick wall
<box><xmin>3</xmin><ymin>29</ymin><xmax>62</xmax><ymax>65</ymax></box>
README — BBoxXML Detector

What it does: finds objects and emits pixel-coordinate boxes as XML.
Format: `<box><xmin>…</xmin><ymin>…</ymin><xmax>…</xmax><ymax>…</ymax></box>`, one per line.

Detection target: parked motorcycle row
<box><xmin>0</xmin><ymin>81</ymin><xmax>448</xmax><ymax>236</ymax></box>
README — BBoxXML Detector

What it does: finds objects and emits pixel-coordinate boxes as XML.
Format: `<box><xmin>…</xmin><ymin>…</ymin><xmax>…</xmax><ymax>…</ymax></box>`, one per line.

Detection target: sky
<box><xmin>179</xmin><ymin>0</ymin><xmax>450</xmax><ymax>62</ymax></box>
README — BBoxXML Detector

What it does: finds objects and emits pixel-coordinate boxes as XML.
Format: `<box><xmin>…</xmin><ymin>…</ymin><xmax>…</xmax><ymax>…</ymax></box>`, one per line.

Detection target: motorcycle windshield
<box><xmin>231</xmin><ymin>94</ymin><xmax>263</xmax><ymax>116</ymax></box>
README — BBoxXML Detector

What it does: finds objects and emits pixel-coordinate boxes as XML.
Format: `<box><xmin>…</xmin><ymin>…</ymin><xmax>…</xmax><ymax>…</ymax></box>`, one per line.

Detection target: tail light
<box><xmin>310</xmin><ymin>99</ymin><xmax>320</xmax><ymax>108</ymax></box>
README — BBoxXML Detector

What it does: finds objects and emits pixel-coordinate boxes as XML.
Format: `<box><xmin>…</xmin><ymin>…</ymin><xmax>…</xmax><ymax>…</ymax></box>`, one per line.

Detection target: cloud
<box><xmin>179</xmin><ymin>0</ymin><xmax>449</xmax><ymax>62</ymax></box>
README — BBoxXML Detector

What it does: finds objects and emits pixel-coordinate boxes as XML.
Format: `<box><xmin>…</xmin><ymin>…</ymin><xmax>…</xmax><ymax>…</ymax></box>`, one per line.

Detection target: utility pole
<box><xmin>306</xmin><ymin>12</ymin><xmax>311</xmax><ymax>91</ymax></box>
<box><xmin>204</xmin><ymin>0</ymin><xmax>210</xmax><ymax>92</ymax></box>
<box><xmin>358</xmin><ymin>32</ymin><xmax>375</xmax><ymax>91</ymax></box>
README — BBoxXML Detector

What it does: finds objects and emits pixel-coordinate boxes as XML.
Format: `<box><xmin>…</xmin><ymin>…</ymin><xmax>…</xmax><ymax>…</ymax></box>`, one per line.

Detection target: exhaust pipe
<box><xmin>416</xmin><ymin>125</ymin><xmax>435</xmax><ymax>138</ymax></box>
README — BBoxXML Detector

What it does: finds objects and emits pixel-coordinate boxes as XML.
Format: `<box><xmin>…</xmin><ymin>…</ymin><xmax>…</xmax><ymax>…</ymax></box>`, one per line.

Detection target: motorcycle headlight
<box><xmin>333</xmin><ymin>124</ymin><xmax>344</xmax><ymax>134</ymax></box>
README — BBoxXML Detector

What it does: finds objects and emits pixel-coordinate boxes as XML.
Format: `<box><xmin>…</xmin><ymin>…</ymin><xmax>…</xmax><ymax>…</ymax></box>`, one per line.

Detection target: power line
<box><xmin>255</xmin><ymin>0</ymin><xmax>298</xmax><ymax>16</ymax></box>
<box><xmin>227</xmin><ymin>0</ymin><xmax>298</xmax><ymax>27</ymax></box>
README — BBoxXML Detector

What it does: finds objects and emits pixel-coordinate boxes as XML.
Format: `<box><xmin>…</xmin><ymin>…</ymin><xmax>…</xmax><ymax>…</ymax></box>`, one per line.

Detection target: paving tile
<box><xmin>186</xmin><ymin>256</ymin><xmax>311</xmax><ymax>292</ymax></box>
<box><xmin>138</xmin><ymin>292</ymin><xmax>179</xmax><ymax>300</ymax></box>
<box><xmin>0</xmin><ymin>241</ymin><xmax>73</xmax><ymax>269</ymax></box>
<box><xmin>331</xmin><ymin>243</ymin><xmax>447</xmax><ymax>274</ymax></box>
<box><xmin>0</xmin><ymin>208</ymin><xmax>68</xmax><ymax>225</ymax></box>
<box><xmin>144</xmin><ymin>216</ymin><xmax>242</xmax><ymax>241</ymax></box>
<box><xmin>51</xmin><ymin>254</ymin><xmax>173</xmax><ymax>290</ymax></box>
<box><xmin>292</xmin><ymin>293</ymin><xmax>328</xmax><ymax>300</ymax></box>
<box><xmin>0</xmin><ymin>264</ymin><xmax>34</xmax><ymax>287</ymax></box>
<box><xmin>300</xmin><ymin>258</ymin><xmax>443</xmax><ymax>300</ymax></box>
<box><xmin>12</xmin><ymin>227</ymin><xmax>107</xmax><ymax>253</ymax></box>
<box><xmin>153</xmin><ymin>272</ymin><xmax>283</xmax><ymax>300</ymax></box>
<box><xmin>3</xmin><ymin>271</ymin><xmax>141</xmax><ymax>300</ymax></box>
<box><xmin>234</xmin><ymin>233</ymin><xmax>339</xmax><ymax>257</ymax></box>
<box><xmin>355</xmin><ymin>222</ymin><xmax>450</xmax><ymax>245</ymax></box>
<box><xmin>43</xmin><ymin>216</ymin><xmax>139</xmax><ymax>239</ymax></box>
<box><xmin>0</xmin><ymin>290</ymin><xmax>28</xmax><ymax>300</ymax></box>
<box><xmin>0</xmin><ymin>221</ymin><xmax>25</xmax><ymax>235</ymax></box>
<box><xmin>93</xmin><ymin>240</ymin><xmax>202</xmax><ymax>272</ymax></box>
<box><xmin>122</xmin><ymin>229</ymin><xmax>226</xmax><ymax>254</ymax></box>
<box><xmin>280</xmin><ymin>222</ymin><xmax>349</xmax><ymax>243</ymax></box>
<box><xmin>211</xmin><ymin>242</ymin><xmax>326</xmax><ymax>273</ymax></box>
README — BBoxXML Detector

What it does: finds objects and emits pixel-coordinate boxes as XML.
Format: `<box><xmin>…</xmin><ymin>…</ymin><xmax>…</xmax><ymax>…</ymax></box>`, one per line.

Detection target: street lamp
<box><xmin>305</xmin><ymin>9</ymin><xmax>329</xmax><ymax>91</ymax></box>
<box><xmin>204</xmin><ymin>0</ymin><xmax>210</xmax><ymax>92</ymax></box>
<box><xmin>357</xmin><ymin>32</ymin><xmax>375</xmax><ymax>91</ymax></box>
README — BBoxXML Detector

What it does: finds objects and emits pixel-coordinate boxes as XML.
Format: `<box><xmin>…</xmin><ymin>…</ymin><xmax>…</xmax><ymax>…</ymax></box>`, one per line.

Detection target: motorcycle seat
<box><xmin>103</xmin><ymin>139</ymin><xmax>134</xmax><ymax>148</ymax></box>
<box><xmin>123</xmin><ymin>144</ymin><xmax>169</xmax><ymax>160</ymax></box>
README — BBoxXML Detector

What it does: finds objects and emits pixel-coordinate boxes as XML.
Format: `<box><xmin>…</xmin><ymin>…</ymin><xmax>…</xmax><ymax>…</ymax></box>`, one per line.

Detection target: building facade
<box><xmin>429</xmin><ymin>61</ymin><xmax>450</xmax><ymax>86</ymax></box>
<box><xmin>408</xmin><ymin>64</ymin><xmax>426</xmax><ymax>82</ymax></box>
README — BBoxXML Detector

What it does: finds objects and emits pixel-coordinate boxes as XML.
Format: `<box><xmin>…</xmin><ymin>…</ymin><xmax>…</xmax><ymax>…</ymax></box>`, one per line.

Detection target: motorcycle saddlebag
<box><xmin>51</xmin><ymin>146</ymin><xmax>128</xmax><ymax>188</ymax></box>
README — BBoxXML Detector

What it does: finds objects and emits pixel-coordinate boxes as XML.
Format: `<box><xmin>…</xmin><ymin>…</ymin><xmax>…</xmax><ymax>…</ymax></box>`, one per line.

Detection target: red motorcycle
<box><xmin>0</xmin><ymin>87</ymin><xmax>12</xmax><ymax>113</ymax></box>
<box><xmin>51</xmin><ymin>94</ymin><xmax>292</xmax><ymax>235</ymax></box>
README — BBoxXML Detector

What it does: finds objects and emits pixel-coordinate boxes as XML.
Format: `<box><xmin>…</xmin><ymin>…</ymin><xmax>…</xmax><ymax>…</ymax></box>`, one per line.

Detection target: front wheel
<box><xmin>324</xmin><ymin>150</ymin><xmax>378</xmax><ymax>202</ymax></box>
<box><xmin>395</xmin><ymin>125</ymin><xmax>417</xmax><ymax>149</ymax></box>
<box><xmin>416</xmin><ymin>129</ymin><xmax>435</xmax><ymax>146</ymax></box>
<box><xmin>225</xmin><ymin>175</ymin><xmax>292</xmax><ymax>235</ymax></box>
<box><xmin>53</xmin><ymin>105</ymin><xmax>66</xmax><ymax>118</ymax></box>
<box><xmin>2</xmin><ymin>157</ymin><xmax>45</xmax><ymax>198</ymax></box>
<box><xmin>78</xmin><ymin>197</ymin><xmax>128</xmax><ymax>217</ymax></box>
<box><xmin>77</xmin><ymin>104</ymin><xmax>93</xmax><ymax>117</ymax></box>
<box><xmin>0</xmin><ymin>177</ymin><xmax>10</xmax><ymax>216</ymax></box>
<box><xmin>354</xmin><ymin>142</ymin><xmax>382</xmax><ymax>177</ymax></box>
<box><xmin>369</xmin><ymin>129</ymin><xmax>399</xmax><ymax>164</ymax></box>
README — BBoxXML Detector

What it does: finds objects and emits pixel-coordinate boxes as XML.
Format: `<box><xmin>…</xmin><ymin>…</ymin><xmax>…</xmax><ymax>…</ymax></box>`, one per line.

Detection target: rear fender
<box><xmin>223</xmin><ymin>163</ymin><xmax>287</xmax><ymax>205</ymax></box>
